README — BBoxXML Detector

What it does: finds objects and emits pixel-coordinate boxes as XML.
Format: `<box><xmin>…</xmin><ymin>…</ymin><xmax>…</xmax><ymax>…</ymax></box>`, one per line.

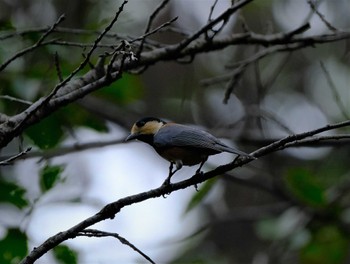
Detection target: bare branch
<box><xmin>223</xmin><ymin>42</ymin><xmax>306</xmax><ymax>103</ymax></box>
<box><xmin>0</xmin><ymin>95</ymin><xmax>32</xmax><ymax>105</ymax></box>
<box><xmin>319</xmin><ymin>61</ymin><xmax>350</xmax><ymax>119</ymax></box>
<box><xmin>0</xmin><ymin>139</ymin><xmax>124</xmax><ymax>162</ymax></box>
<box><xmin>307</xmin><ymin>0</ymin><xmax>339</xmax><ymax>32</ymax></box>
<box><xmin>0</xmin><ymin>147</ymin><xmax>32</xmax><ymax>166</ymax></box>
<box><xmin>174</xmin><ymin>0</ymin><xmax>254</xmax><ymax>52</ymax></box>
<box><xmin>0</xmin><ymin>15</ymin><xmax>65</xmax><ymax>72</ymax></box>
<box><xmin>283</xmin><ymin>134</ymin><xmax>350</xmax><ymax>148</ymax></box>
<box><xmin>77</xmin><ymin>229</ymin><xmax>156</xmax><ymax>264</ymax></box>
<box><xmin>0</xmin><ymin>26</ymin><xmax>164</xmax><ymax>50</ymax></box>
<box><xmin>208</xmin><ymin>0</ymin><xmax>219</xmax><ymax>23</ymax></box>
<box><xmin>251</xmin><ymin>119</ymin><xmax>350</xmax><ymax>157</ymax></box>
<box><xmin>54</xmin><ymin>52</ymin><xmax>63</xmax><ymax>82</ymax></box>
<box><xmin>131</xmin><ymin>16</ymin><xmax>178</xmax><ymax>45</ymax></box>
<box><xmin>12</xmin><ymin>0</ymin><xmax>129</xmax><ymax>137</ymax></box>
<box><xmin>137</xmin><ymin>0</ymin><xmax>170</xmax><ymax>56</ymax></box>
<box><xmin>205</xmin><ymin>0</ymin><xmax>220</xmax><ymax>39</ymax></box>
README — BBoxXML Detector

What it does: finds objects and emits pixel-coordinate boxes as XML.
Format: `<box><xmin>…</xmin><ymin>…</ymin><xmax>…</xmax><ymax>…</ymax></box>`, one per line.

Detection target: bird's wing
<box><xmin>154</xmin><ymin>124</ymin><xmax>250</xmax><ymax>156</ymax></box>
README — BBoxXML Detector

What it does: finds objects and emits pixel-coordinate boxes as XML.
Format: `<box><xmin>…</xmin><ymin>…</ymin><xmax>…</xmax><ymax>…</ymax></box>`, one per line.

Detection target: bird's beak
<box><xmin>125</xmin><ymin>133</ymin><xmax>139</xmax><ymax>142</ymax></box>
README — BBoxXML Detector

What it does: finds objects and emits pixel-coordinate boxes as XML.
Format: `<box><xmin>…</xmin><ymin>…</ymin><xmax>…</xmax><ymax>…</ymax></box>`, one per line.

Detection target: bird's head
<box><xmin>125</xmin><ymin>117</ymin><xmax>166</xmax><ymax>144</ymax></box>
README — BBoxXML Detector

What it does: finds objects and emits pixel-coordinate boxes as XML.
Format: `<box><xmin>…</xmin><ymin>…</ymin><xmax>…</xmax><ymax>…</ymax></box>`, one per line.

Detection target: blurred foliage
<box><xmin>39</xmin><ymin>163</ymin><xmax>64</xmax><ymax>192</ymax></box>
<box><xmin>285</xmin><ymin>168</ymin><xmax>327</xmax><ymax>208</ymax></box>
<box><xmin>0</xmin><ymin>228</ymin><xmax>28</xmax><ymax>264</ymax></box>
<box><xmin>58</xmin><ymin>104</ymin><xmax>108</xmax><ymax>132</ymax></box>
<box><xmin>53</xmin><ymin>245</ymin><xmax>78</xmax><ymax>264</ymax></box>
<box><xmin>25</xmin><ymin>112</ymin><xmax>65</xmax><ymax>149</ymax></box>
<box><xmin>0</xmin><ymin>178</ymin><xmax>28</xmax><ymax>209</ymax></box>
<box><xmin>301</xmin><ymin>225</ymin><xmax>349</xmax><ymax>264</ymax></box>
<box><xmin>185</xmin><ymin>178</ymin><xmax>217</xmax><ymax>213</ymax></box>
<box><xmin>95</xmin><ymin>73</ymin><xmax>144</xmax><ymax>105</ymax></box>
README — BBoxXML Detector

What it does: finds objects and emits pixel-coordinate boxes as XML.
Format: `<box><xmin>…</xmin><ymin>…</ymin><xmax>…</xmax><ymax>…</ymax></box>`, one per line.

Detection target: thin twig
<box><xmin>253</xmin><ymin>46</ymin><xmax>264</xmax><ymax>103</ymax></box>
<box><xmin>319</xmin><ymin>61</ymin><xmax>350</xmax><ymax>119</ymax></box>
<box><xmin>200</xmin><ymin>72</ymin><xmax>233</xmax><ymax>87</ymax></box>
<box><xmin>0</xmin><ymin>26</ymin><xmax>165</xmax><ymax>50</ymax></box>
<box><xmin>307</xmin><ymin>0</ymin><xmax>338</xmax><ymax>32</ymax></box>
<box><xmin>251</xmin><ymin>119</ymin><xmax>350</xmax><ymax>157</ymax></box>
<box><xmin>54</xmin><ymin>52</ymin><xmax>63</xmax><ymax>82</ymax></box>
<box><xmin>51</xmin><ymin>0</ymin><xmax>128</xmax><ymax>93</ymax></box>
<box><xmin>136</xmin><ymin>0</ymin><xmax>170</xmax><ymax>57</ymax></box>
<box><xmin>13</xmin><ymin>1</ymin><xmax>129</xmax><ymax>134</ymax></box>
<box><xmin>174</xmin><ymin>0</ymin><xmax>253</xmax><ymax>52</ymax></box>
<box><xmin>0</xmin><ymin>15</ymin><xmax>65</xmax><ymax>72</ymax></box>
<box><xmin>131</xmin><ymin>16</ymin><xmax>178</xmax><ymax>45</ymax></box>
<box><xmin>105</xmin><ymin>40</ymin><xmax>131</xmax><ymax>78</ymax></box>
<box><xmin>241</xmin><ymin>105</ymin><xmax>295</xmax><ymax>135</ymax></box>
<box><xmin>0</xmin><ymin>95</ymin><xmax>32</xmax><ymax>105</ymax></box>
<box><xmin>205</xmin><ymin>0</ymin><xmax>219</xmax><ymax>39</ymax></box>
<box><xmin>0</xmin><ymin>27</ymin><xmax>120</xmax><ymax>41</ymax></box>
<box><xmin>262</xmin><ymin>52</ymin><xmax>292</xmax><ymax>96</ymax></box>
<box><xmin>0</xmin><ymin>139</ymin><xmax>125</xmax><ymax>162</ymax></box>
<box><xmin>208</xmin><ymin>0</ymin><xmax>219</xmax><ymax>23</ymax></box>
<box><xmin>223</xmin><ymin>65</ymin><xmax>245</xmax><ymax>104</ymax></box>
<box><xmin>283</xmin><ymin>134</ymin><xmax>350</xmax><ymax>148</ymax></box>
<box><xmin>77</xmin><ymin>229</ymin><xmax>156</xmax><ymax>264</ymax></box>
<box><xmin>0</xmin><ymin>147</ymin><xmax>32</xmax><ymax>166</ymax></box>
<box><xmin>223</xmin><ymin>42</ymin><xmax>306</xmax><ymax>103</ymax></box>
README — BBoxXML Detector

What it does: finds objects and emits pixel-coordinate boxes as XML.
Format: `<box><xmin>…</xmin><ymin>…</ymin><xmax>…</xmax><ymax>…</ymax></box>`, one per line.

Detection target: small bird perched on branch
<box><xmin>126</xmin><ymin>117</ymin><xmax>255</xmax><ymax>185</ymax></box>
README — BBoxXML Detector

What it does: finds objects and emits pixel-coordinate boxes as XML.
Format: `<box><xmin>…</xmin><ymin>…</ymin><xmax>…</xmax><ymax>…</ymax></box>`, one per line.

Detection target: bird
<box><xmin>125</xmin><ymin>117</ymin><xmax>255</xmax><ymax>185</ymax></box>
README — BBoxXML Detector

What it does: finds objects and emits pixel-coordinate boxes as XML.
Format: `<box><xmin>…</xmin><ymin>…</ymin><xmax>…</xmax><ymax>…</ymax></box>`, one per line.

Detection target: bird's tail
<box><xmin>218</xmin><ymin>143</ymin><xmax>256</xmax><ymax>159</ymax></box>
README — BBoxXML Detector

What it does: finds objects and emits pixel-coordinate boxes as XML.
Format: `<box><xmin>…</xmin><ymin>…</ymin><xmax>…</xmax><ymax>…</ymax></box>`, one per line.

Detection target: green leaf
<box><xmin>0</xmin><ymin>179</ymin><xmax>28</xmax><ymax>208</ymax></box>
<box><xmin>0</xmin><ymin>20</ymin><xmax>15</xmax><ymax>30</ymax></box>
<box><xmin>25</xmin><ymin>114</ymin><xmax>64</xmax><ymax>149</ymax></box>
<box><xmin>256</xmin><ymin>207</ymin><xmax>307</xmax><ymax>241</ymax></box>
<box><xmin>285</xmin><ymin>168</ymin><xmax>327</xmax><ymax>208</ymax></box>
<box><xmin>40</xmin><ymin>164</ymin><xmax>64</xmax><ymax>192</ymax></box>
<box><xmin>58</xmin><ymin>104</ymin><xmax>108</xmax><ymax>132</ymax></box>
<box><xmin>301</xmin><ymin>225</ymin><xmax>348</xmax><ymax>264</ymax></box>
<box><xmin>185</xmin><ymin>178</ymin><xmax>217</xmax><ymax>213</ymax></box>
<box><xmin>53</xmin><ymin>245</ymin><xmax>78</xmax><ymax>264</ymax></box>
<box><xmin>95</xmin><ymin>73</ymin><xmax>143</xmax><ymax>104</ymax></box>
<box><xmin>0</xmin><ymin>228</ymin><xmax>28</xmax><ymax>264</ymax></box>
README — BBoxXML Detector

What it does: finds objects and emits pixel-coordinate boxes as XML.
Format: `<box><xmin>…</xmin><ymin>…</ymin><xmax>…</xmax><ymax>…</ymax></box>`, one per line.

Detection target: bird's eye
<box><xmin>136</xmin><ymin>120</ymin><xmax>145</xmax><ymax>127</ymax></box>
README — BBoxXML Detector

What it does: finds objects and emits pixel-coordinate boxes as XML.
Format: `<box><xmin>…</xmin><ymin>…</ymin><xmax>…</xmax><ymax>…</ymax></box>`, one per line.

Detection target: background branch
<box><xmin>0</xmin><ymin>15</ymin><xmax>65</xmax><ymax>72</ymax></box>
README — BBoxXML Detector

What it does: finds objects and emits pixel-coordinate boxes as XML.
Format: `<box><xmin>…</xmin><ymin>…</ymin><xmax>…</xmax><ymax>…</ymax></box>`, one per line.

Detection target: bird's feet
<box><xmin>193</xmin><ymin>170</ymin><xmax>204</xmax><ymax>191</ymax></box>
<box><xmin>161</xmin><ymin>176</ymin><xmax>172</xmax><ymax>197</ymax></box>
<box><xmin>161</xmin><ymin>176</ymin><xmax>171</xmax><ymax>188</ymax></box>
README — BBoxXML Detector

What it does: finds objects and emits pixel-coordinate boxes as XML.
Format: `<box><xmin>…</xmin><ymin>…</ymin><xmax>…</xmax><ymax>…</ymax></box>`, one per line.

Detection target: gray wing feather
<box><xmin>154</xmin><ymin>124</ymin><xmax>250</xmax><ymax>156</ymax></box>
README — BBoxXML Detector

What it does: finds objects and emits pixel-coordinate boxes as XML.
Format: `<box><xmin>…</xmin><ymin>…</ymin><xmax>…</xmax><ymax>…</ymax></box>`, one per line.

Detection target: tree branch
<box><xmin>0</xmin><ymin>147</ymin><xmax>32</xmax><ymax>166</ymax></box>
<box><xmin>77</xmin><ymin>229</ymin><xmax>156</xmax><ymax>264</ymax></box>
<box><xmin>136</xmin><ymin>0</ymin><xmax>170</xmax><ymax>57</ymax></box>
<box><xmin>20</xmin><ymin>119</ymin><xmax>350</xmax><ymax>264</ymax></box>
<box><xmin>0</xmin><ymin>15</ymin><xmax>65</xmax><ymax>72</ymax></box>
